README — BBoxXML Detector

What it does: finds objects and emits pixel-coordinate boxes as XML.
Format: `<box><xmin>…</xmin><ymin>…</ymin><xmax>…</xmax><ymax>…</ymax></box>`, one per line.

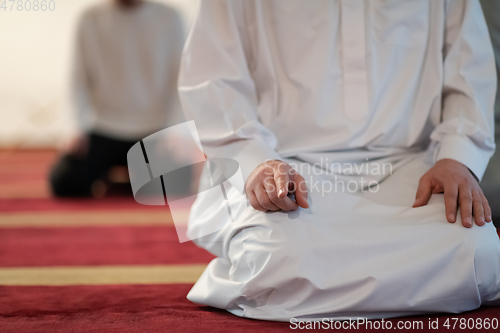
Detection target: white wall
<box><xmin>0</xmin><ymin>0</ymin><xmax>197</xmax><ymax>148</ymax></box>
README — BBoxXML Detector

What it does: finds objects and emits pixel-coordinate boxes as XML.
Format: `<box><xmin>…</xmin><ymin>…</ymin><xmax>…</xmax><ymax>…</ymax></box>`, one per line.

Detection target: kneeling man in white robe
<box><xmin>178</xmin><ymin>0</ymin><xmax>500</xmax><ymax>321</ymax></box>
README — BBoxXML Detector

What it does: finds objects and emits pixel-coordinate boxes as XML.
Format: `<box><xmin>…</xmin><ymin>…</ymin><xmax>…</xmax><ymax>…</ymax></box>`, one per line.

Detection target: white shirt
<box><xmin>178</xmin><ymin>0</ymin><xmax>496</xmax><ymax>181</ymax></box>
<box><xmin>73</xmin><ymin>0</ymin><xmax>184</xmax><ymax>140</ymax></box>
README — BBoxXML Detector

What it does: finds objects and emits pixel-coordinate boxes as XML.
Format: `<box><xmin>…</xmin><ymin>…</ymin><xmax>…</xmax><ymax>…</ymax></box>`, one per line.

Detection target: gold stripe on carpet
<box><xmin>0</xmin><ymin>185</ymin><xmax>50</xmax><ymax>199</ymax></box>
<box><xmin>0</xmin><ymin>211</ymin><xmax>189</xmax><ymax>228</ymax></box>
<box><xmin>0</xmin><ymin>264</ymin><xmax>206</xmax><ymax>286</ymax></box>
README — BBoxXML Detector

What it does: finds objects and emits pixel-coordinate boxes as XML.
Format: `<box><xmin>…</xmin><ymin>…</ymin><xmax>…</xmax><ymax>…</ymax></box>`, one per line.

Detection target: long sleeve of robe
<box><xmin>431</xmin><ymin>0</ymin><xmax>496</xmax><ymax>179</ymax></box>
<box><xmin>178</xmin><ymin>1</ymin><xmax>281</xmax><ymax>181</ymax></box>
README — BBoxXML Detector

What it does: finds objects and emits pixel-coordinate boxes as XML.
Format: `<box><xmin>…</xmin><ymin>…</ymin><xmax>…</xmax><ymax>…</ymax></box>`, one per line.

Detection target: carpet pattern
<box><xmin>0</xmin><ymin>150</ymin><xmax>498</xmax><ymax>332</ymax></box>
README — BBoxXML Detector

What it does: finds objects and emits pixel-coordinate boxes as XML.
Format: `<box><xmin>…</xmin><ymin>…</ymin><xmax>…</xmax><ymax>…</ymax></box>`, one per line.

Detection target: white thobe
<box><xmin>178</xmin><ymin>0</ymin><xmax>500</xmax><ymax>321</ymax></box>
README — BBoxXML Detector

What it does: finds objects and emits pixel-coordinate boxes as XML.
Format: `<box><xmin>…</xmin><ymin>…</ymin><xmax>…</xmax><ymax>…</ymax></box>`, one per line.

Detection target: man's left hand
<box><xmin>413</xmin><ymin>158</ymin><xmax>492</xmax><ymax>228</ymax></box>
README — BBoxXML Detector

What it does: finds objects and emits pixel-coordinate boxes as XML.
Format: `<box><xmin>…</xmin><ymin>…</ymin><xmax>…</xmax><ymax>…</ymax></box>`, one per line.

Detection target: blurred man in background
<box><xmin>49</xmin><ymin>0</ymin><xmax>184</xmax><ymax>197</ymax></box>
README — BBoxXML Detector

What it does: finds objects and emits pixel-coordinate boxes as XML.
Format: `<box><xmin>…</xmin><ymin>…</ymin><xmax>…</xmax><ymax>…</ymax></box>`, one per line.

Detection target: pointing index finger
<box><xmin>275</xmin><ymin>163</ymin><xmax>289</xmax><ymax>198</ymax></box>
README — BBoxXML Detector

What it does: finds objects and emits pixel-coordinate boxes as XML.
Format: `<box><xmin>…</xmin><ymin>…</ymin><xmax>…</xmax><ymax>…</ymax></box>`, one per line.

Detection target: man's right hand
<box><xmin>245</xmin><ymin>160</ymin><xmax>309</xmax><ymax>212</ymax></box>
<box><xmin>62</xmin><ymin>134</ymin><xmax>89</xmax><ymax>159</ymax></box>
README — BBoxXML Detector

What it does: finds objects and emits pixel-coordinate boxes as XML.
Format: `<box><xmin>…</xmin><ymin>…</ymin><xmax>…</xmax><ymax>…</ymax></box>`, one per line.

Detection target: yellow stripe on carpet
<box><xmin>0</xmin><ymin>264</ymin><xmax>206</xmax><ymax>286</ymax></box>
<box><xmin>0</xmin><ymin>211</ymin><xmax>189</xmax><ymax>228</ymax></box>
<box><xmin>0</xmin><ymin>184</ymin><xmax>50</xmax><ymax>199</ymax></box>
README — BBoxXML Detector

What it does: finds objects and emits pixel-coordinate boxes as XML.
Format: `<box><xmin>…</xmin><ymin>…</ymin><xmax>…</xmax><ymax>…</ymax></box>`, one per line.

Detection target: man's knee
<box><xmin>49</xmin><ymin>156</ymin><xmax>91</xmax><ymax>197</ymax></box>
<box><xmin>466</xmin><ymin>224</ymin><xmax>500</xmax><ymax>301</ymax></box>
<box><xmin>227</xmin><ymin>223</ymin><xmax>303</xmax><ymax>284</ymax></box>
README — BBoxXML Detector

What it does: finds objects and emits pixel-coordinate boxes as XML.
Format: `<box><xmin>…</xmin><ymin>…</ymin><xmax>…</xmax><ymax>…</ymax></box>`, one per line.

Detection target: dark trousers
<box><xmin>49</xmin><ymin>133</ymin><xmax>137</xmax><ymax>197</ymax></box>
